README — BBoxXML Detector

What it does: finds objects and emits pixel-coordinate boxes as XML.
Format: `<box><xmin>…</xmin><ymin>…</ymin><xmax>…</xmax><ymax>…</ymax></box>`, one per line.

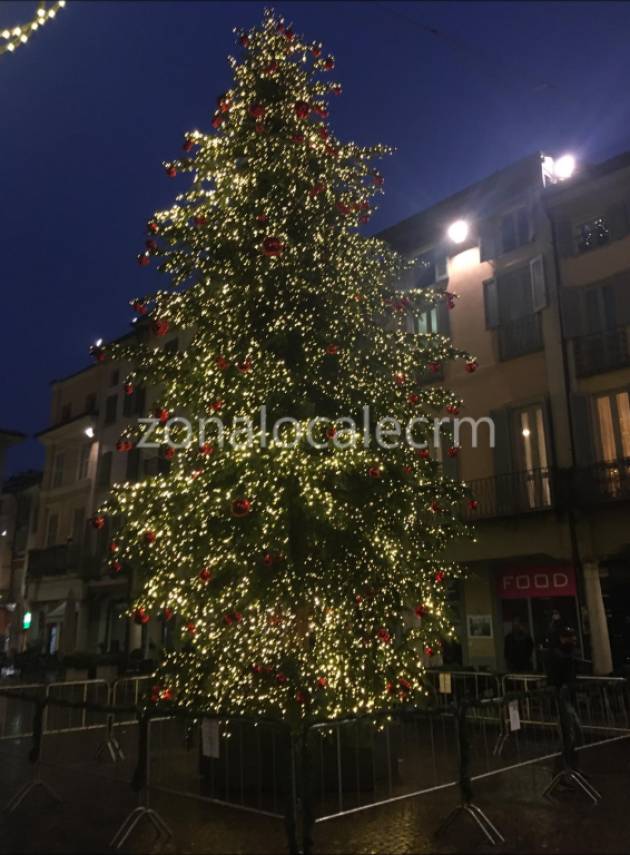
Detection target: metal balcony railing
<box><xmin>463</xmin><ymin>467</ymin><xmax>554</xmax><ymax>520</ymax></box>
<box><xmin>572</xmin><ymin>326</ymin><xmax>630</xmax><ymax>378</ymax></box>
<box><xmin>498</xmin><ymin>314</ymin><xmax>543</xmax><ymax>361</ymax></box>
<box><xmin>573</xmin><ymin>458</ymin><xmax>630</xmax><ymax>505</ymax></box>
<box><xmin>27</xmin><ymin>544</ymin><xmax>82</xmax><ymax>577</ymax></box>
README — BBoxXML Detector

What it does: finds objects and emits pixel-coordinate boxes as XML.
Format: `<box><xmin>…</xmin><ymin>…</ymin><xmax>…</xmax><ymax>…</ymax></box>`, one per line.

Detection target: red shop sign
<box><xmin>497</xmin><ymin>566</ymin><xmax>576</xmax><ymax>599</ymax></box>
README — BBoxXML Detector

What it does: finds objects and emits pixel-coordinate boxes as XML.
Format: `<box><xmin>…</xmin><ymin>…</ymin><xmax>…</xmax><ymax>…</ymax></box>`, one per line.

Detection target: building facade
<box><xmin>382</xmin><ymin>150</ymin><xmax>630</xmax><ymax>674</ymax></box>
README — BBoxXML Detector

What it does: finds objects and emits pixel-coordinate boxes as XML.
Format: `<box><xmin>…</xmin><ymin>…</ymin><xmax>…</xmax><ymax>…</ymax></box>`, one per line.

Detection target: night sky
<box><xmin>3</xmin><ymin>1</ymin><xmax>630</xmax><ymax>476</ymax></box>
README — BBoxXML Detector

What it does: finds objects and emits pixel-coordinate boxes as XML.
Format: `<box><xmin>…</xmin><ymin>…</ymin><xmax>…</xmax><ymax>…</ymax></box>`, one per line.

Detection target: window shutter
<box><xmin>483</xmin><ymin>278</ymin><xmax>499</xmax><ymax>328</ymax></box>
<box><xmin>126</xmin><ymin>448</ymin><xmax>141</xmax><ymax>482</ymax></box>
<box><xmin>491</xmin><ymin>407</ymin><xmax>514</xmax><ymax>515</ymax></box>
<box><xmin>605</xmin><ymin>201</ymin><xmax>629</xmax><ymax>241</ymax></box>
<box><xmin>479</xmin><ymin>220</ymin><xmax>496</xmax><ymax>262</ymax></box>
<box><xmin>530</xmin><ymin>255</ymin><xmax>547</xmax><ymax>311</ymax></box>
<box><xmin>559</xmin><ymin>288</ymin><xmax>584</xmax><ymax>337</ymax></box>
<box><xmin>554</xmin><ymin>217</ymin><xmax>574</xmax><ymax>257</ymax></box>
<box><xmin>436</xmin><ymin>297</ymin><xmax>450</xmax><ymax>336</ymax></box>
<box><xmin>571</xmin><ymin>394</ymin><xmax>595</xmax><ymax>466</ymax></box>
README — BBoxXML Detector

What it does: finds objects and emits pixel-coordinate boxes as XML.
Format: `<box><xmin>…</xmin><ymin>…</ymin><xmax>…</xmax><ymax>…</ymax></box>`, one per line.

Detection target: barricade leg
<box><xmin>95</xmin><ymin>713</ymin><xmax>125</xmax><ymax>763</ymax></box>
<box><xmin>4</xmin><ymin>700</ymin><xmax>61</xmax><ymax>814</ymax></box>
<box><xmin>109</xmin><ymin>712</ymin><xmax>174</xmax><ymax>849</ymax></box>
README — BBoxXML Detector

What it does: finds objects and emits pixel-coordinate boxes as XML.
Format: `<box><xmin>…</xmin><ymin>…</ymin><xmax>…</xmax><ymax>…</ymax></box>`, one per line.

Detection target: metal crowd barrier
<box><xmin>0</xmin><ymin>675</ymin><xmax>629</xmax><ymax>852</ymax></box>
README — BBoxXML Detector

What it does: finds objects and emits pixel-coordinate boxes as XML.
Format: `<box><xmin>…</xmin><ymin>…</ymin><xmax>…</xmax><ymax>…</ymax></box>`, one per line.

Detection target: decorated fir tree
<box><xmin>98</xmin><ymin>10</ymin><xmax>473</xmax><ymax>723</ymax></box>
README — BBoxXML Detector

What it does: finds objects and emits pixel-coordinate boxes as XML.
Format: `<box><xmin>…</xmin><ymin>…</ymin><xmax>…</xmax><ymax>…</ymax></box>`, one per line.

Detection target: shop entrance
<box><xmin>497</xmin><ymin>565</ymin><xmax>579</xmax><ymax>672</ymax></box>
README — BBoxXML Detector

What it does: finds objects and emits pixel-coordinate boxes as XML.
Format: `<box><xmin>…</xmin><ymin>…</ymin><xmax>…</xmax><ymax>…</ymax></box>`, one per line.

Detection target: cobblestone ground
<box><xmin>0</xmin><ymin>730</ymin><xmax>629</xmax><ymax>854</ymax></box>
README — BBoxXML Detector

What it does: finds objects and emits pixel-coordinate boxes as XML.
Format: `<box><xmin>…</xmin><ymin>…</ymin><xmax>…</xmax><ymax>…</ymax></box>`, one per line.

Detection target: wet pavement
<box><xmin>0</xmin><ymin>731</ymin><xmax>629</xmax><ymax>853</ymax></box>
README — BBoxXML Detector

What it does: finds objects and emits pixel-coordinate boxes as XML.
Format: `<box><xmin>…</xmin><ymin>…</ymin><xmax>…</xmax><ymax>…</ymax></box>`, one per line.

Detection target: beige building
<box><xmin>25</xmin><ymin>323</ymin><xmax>182</xmax><ymax>659</ymax></box>
<box><xmin>383</xmin><ymin>150</ymin><xmax>630</xmax><ymax>674</ymax></box>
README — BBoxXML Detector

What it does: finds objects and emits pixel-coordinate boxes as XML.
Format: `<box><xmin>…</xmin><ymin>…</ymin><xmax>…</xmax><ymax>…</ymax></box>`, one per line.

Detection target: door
<box><xmin>594</xmin><ymin>390</ymin><xmax>630</xmax><ymax>497</ymax></box>
<box><xmin>512</xmin><ymin>405</ymin><xmax>552</xmax><ymax>509</ymax></box>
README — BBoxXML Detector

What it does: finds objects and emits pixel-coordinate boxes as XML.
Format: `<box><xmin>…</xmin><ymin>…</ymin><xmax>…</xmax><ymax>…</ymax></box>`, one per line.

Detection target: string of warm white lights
<box><xmin>0</xmin><ymin>1</ymin><xmax>66</xmax><ymax>56</ymax></box>
<box><xmin>93</xmin><ymin>9</ymin><xmax>475</xmax><ymax>726</ymax></box>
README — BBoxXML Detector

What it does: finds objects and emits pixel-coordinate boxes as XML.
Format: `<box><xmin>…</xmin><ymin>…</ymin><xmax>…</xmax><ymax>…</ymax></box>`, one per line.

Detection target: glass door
<box><xmin>513</xmin><ymin>405</ymin><xmax>551</xmax><ymax>509</ymax></box>
<box><xmin>594</xmin><ymin>391</ymin><xmax>630</xmax><ymax>497</ymax></box>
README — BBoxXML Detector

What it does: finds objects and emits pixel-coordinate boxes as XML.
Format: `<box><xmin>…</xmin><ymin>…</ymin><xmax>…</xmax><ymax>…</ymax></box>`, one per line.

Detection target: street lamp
<box><xmin>447</xmin><ymin>219</ymin><xmax>469</xmax><ymax>244</ymax></box>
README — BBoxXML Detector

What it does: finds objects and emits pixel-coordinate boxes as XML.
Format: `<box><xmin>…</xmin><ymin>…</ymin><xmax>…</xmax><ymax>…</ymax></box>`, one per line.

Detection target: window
<box><xmin>61</xmin><ymin>403</ymin><xmax>72</xmax><ymax>422</ymax></box>
<box><xmin>52</xmin><ymin>451</ymin><xmax>64</xmax><ymax>489</ymax></box>
<box><xmin>85</xmin><ymin>393</ymin><xmax>97</xmax><ymax>414</ymax></box>
<box><xmin>77</xmin><ymin>444</ymin><xmax>90</xmax><ymax>481</ymax></box>
<box><xmin>500</xmin><ymin>207</ymin><xmax>530</xmax><ymax>254</ymax></box>
<box><xmin>409</xmin><ymin>305</ymin><xmax>438</xmax><ymax>335</ymax></box>
<box><xmin>164</xmin><ymin>338</ymin><xmax>179</xmax><ymax>355</ymax></box>
<box><xmin>110</xmin><ymin>369</ymin><xmax>120</xmax><ymax>386</ymax></box>
<box><xmin>483</xmin><ymin>279</ymin><xmax>499</xmax><ymax>329</ymax></box>
<box><xmin>104</xmin><ymin>394</ymin><xmax>118</xmax><ymax>425</ymax></box>
<box><xmin>72</xmin><ymin>508</ymin><xmax>85</xmax><ymax>547</ymax></box>
<box><xmin>490</xmin><ymin>259</ymin><xmax>547</xmax><ymax>360</ymax></box>
<box><xmin>413</xmin><ymin>250</ymin><xmax>448</xmax><ymax>288</ymax></box>
<box><xmin>126</xmin><ymin>447</ymin><xmax>142</xmax><ymax>482</ymax></box>
<box><xmin>46</xmin><ymin>512</ymin><xmax>59</xmax><ymax>547</ymax></box>
<box><xmin>595</xmin><ymin>391</ymin><xmax>630</xmax><ymax>462</ymax></box>
<box><xmin>123</xmin><ymin>386</ymin><xmax>146</xmax><ymax>418</ymax></box>
<box><xmin>512</xmin><ymin>405</ymin><xmax>552</xmax><ymax>507</ymax></box>
<box><xmin>96</xmin><ymin>451</ymin><xmax>113</xmax><ymax>488</ymax></box>
<box><xmin>577</xmin><ymin>216</ymin><xmax>609</xmax><ymax>253</ymax></box>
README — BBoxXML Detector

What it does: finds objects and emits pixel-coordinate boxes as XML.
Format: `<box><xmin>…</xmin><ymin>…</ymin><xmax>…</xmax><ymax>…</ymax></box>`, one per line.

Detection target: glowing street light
<box><xmin>554</xmin><ymin>154</ymin><xmax>576</xmax><ymax>181</ymax></box>
<box><xmin>84</xmin><ymin>426</ymin><xmax>95</xmax><ymax>438</ymax></box>
<box><xmin>447</xmin><ymin>219</ymin><xmax>469</xmax><ymax>244</ymax></box>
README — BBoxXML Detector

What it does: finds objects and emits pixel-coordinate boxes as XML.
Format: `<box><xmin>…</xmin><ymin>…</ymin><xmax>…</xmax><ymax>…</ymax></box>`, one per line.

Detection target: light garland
<box><xmin>0</xmin><ymin>1</ymin><xmax>66</xmax><ymax>57</ymax></box>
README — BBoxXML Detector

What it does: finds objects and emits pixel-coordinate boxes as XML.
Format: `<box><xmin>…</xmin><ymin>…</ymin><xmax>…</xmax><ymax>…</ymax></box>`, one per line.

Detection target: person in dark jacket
<box><xmin>504</xmin><ymin>618</ymin><xmax>534</xmax><ymax>672</ymax></box>
<box><xmin>546</xmin><ymin>625</ymin><xmax>582</xmax><ymax>768</ymax></box>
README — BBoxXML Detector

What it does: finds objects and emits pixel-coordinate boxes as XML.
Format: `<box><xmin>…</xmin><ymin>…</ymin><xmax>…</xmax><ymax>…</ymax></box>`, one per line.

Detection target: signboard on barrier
<box><xmin>201</xmin><ymin>718</ymin><xmax>220</xmax><ymax>758</ymax></box>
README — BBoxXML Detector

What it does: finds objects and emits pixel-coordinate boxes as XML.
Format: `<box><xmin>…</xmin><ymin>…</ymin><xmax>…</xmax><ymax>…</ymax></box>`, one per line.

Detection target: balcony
<box><xmin>498</xmin><ymin>314</ymin><xmax>543</xmax><ymax>361</ymax></box>
<box><xmin>572</xmin><ymin>326</ymin><xmax>630</xmax><ymax>378</ymax></box>
<box><xmin>27</xmin><ymin>544</ymin><xmax>102</xmax><ymax>579</ymax></box>
<box><xmin>463</xmin><ymin>467</ymin><xmax>554</xmax><ymax>520</ymax></box>
<box><xmin>574</xmin><ymin>459</ymin><xmax>630</xmax><ymax>505</ymax></box>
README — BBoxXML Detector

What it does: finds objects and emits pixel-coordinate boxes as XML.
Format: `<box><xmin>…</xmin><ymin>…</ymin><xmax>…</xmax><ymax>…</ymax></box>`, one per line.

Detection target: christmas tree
<box><xmin>98</xmin><ymin>10</ymin><xmax>472</xmax><ymax>723</ymax></box>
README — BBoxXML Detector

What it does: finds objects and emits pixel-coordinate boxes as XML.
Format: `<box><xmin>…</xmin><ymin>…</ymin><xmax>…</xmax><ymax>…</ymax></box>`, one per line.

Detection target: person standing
<box><xmin>504</xmin><ymin>618</ymin><xmax>534</xmax><ymax>672</ymax></box>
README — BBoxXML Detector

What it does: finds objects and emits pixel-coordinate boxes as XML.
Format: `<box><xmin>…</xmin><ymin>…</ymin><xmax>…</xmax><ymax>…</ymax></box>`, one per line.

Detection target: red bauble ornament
<box><xmin>325</xmin><ymin>144</ymin><xmax>338</xmax><ymax>158</ymax></box>
<box><xmin>109</xmin><ymin>542</ymin><xmax>119</xmax><ymax>554</ymax></box>
<box><xmin>262</xmin><ymin>236</ymin><xmax>284</xmax><ymax>257</ymax></box>
<box><xmin>165</xmin><ymin>165</ymin><xmax>177</xmax><ymax>178</ymax></box>
<box><xmin>239</xmin><ymin>34</ymin><xmax>250</xmax><ymax>47</ymax></box>
<box><xmin>467</xmin><ymin>498</ymin><xmax>479</xmax><ymax>511</ymax></box>
<box><xmin>182</xmin><ymin>138</ymin><xmax>194</xmax><ymax>152</ymax></box>
<box><xmin>435</xmin><ymin>570</ymin><xmax>446</xmax><ymax>583</ymax></box>
<box><xmin>152</xmin><ymin>318</ymin><xmax>169</xmax><ymax>337</ymax></box>
<box><xmin>248</xmin><ymin>103</ymin><xmax>266</xmax><ymax>119</ymax></box>
<box><xmin>368</xmin><ymin>467</ymin><xmax>381</xmax><ymax>479</ymax></box>
<box><xmin>163</xmin><ymin>607</ymin><xmax>174</xmax><ymax>622</ymax></box>
<box><xmin>431</xmin><ymin>501</ymin><xmax>441</xmax><ymax>514</ymax></box>
<box><xmin>110</xmin><ymin>560</ymin><xmax>122</xmax><ymax>574</ymax></box>
<box><xmin>143</xmin><ymin>238</ymin><xmax>156</xmax><ymax>251</ymax></box>
<box><xmin>209</xmin><ymin>400</ymin><xmax>223</xmax><ymax>413</ymax></box>
<box><xmin>323</xmin><ymin>57</ymin><xmax>335</xmax><ymax>70</ymax></box>
<box><xmin>295</xmin><ymin>690</ymin><xmax>306</xmax><ymax>705</ymax></box>
<box><xmin>255</xmin><ymin>122</ymin><xmax>266</xmax><ymax>135</ymax></box>
<box><xmin>155</xmin><ymin>407</ymin><xmax>170</xmax><ymax>423</ymax></box>
<box><xmin>217</xmin><ymin>96</ymin><xmax>231</xmax><ymax>113</ymax></box>
<box><xmin>262</xmin><ymin>552</ymin><xmax>274</xmax><ymax>567</ymax></box>
<box><xmin>263</xmin><ymin>61</ymin><xmax>278</xmax><ymax>75</ymax></box>
<box><xmin>331</xmin><ymin>84</ymin><xmax>342</xmax><ymax>96</ymax></box>
<box><xmin>148</xmin><ymin>221</ymin><xmax>159</xmax><ymax>234</ymax></box>
<box><xmin>417</xmin><ymin>448</ymin><xmax>430</xmax><ymax>460</ymax></box>
<box><xmin>199</xmin><ymin>442</ymin><xmax>214</xmax><ymax>456</ymax></box>
<box><xmin>326</xmin><ymin>426</ymin><xmax>336</xmax><ymax>439</ymax></box>
<box><xmin>186</xmin><ymin>621</ymin><xmax>196</xmax><ymax>635</ymax></box>
<box><xmin>256</xmin><ymin>212</ymin><xmax>268</xmax><ymax>223</ymax></box>
<box><xmin>137</xmin><ymin>253</ymin><xmax>150</xmax><ymax>267</ymax></box>
<box><xmin>408</xmin><ymin>393</ymin><xmax>420</xmax><ymax>405</ymax></box>
<box><xmin>403</xmin><ymin>465</ymin><xmax>413</xmax><ymax>475</ymax></box>
<box><xmin>318</xmin><ymin>126</ymin><xmax>329</xmax><ymax>141</ymax></box>
<box><xmin>424</xmin><ymin>645</ymin><xmax>434</xmax><ymax>657</ymax></box>
<box><xmin>216</xmin><ymin>355</ymin><xmax>230</xmax><ymax>370</ymax></box>
<box><xmin>133</xmin><ymin>607</ymin><xmax>150</xmax><ymax>625</ymax></box>
<box><xmin>377</xmin><ymin>627</ymin><xmax>391</xmax><ymax>644</ymax></box>
<box><xmin>290</xmin><ymin>133</ymin><xmax>305</xmax><ymax>144</ymax></box>
<box><xmin>394</xmin><ymin>372</ymin><xmax>406</xmax><ymax>386</ymax></box>
<box><xmin>91</xmin><ymin>515</ymin><xmax>106</xmax><ymax>530</ymax></box>
<box><xmin>144</xmin><ymin>530</ymin><xmax>157</xmax><ymax>544</ymax></box>
<box><xmin>194</xmin><ymin>215</ymin><xmax>207</xmax><ymax>227</ymax></box>
<box><xmin>276</xmin><ymin>672</ymin><xmax>287</xmax><ymax>683</ymax></box>
<box><xmin>309</xmin><ymin>182</ymin><xmax>326</xmax><ymax>197</ymax></box>
<box><xmin>399</xmin><ymin>677</ymin><xmax>411</xmax><ymax>692</ymax></box>
<box><xmin>359</xmin><ymin>215</ymin><xmax>370</xmax><ymax>225</ymax></box>
<box><xmin>317</xmin><ymin>676</ymin><xmax>327</xmax><ymax>688</ymax></box>
<box><xmin>132</xmin><ymin>299</ymin><xmax>147</xmax><ymax>315</ymax></box>
<box><xmin>372</xmin><ymin>173</ymin><xmax>384</xmax><ymax>186</ymax></box>
<box><xmin>415</xmin><ymin>604</ymin><xmax>427</xmax><ymax>618</ymax></box>
<box><xmin>446</xmin><ymin>404</ymin><xmax>459</xmax><ymax>415</ymax></box>
<box><xmin>428</xmin><ymin>362</ymin><xmax>441</xmax><ymax>373</ymax></box>
<box><xmin>199</xmin><ymin>567</ymin><xmax>212</xmax><ymax>582</ymax></box>
<box><xmin>231</xmin><ymin>498</ymin><xmax>251</xmax><ymax>518</ymax></box>
<box><xmin>164</xmin><ymin>447</ymin><xmax>175</xmax><ymax>461</ymax></box>
<box><xmin>325</xmin><ymin>343</ymin><xmax>338</xmax><ymax>355</ymax></box>
<box><xmin>447</xmin><ymin>446</ymin><xmax>459</xmax><ymax>458</ymax></box>
<box><xmin>336</xmin><ymin>200</ymin><xmax>351</xmax><ymax>215</ymax></box>
<box><xmin>294</xmin><ymin>100</ymin><xmax>310</xmax><ymax>119</ymax></box>
<box><xmin>211</xmin><ymin>115</ymin><xmax>223</xmax><ymax>129</ymax></box>
<box><xmin>312</xmin><ymin>45</ymin><xmax>322</xmax><ymax>57</ymax></box>
<box><xmin>284</xmin><ymin>28</ymin><xmax>294</xmax><ymax>41</ymax></box>
<box><xmin>116</xmin><ymin>439</ymin><xmax>133</xmax><ymax>453</ymax></box>
<box><xmin>238</xmin><ymin>360</ymin><xmax>252</xmax><ymax>373</ymax></box>
<box><xmin>465</xmin><ymin>360</ymin><xmax>478</xmax><ymax>373</ymax></box>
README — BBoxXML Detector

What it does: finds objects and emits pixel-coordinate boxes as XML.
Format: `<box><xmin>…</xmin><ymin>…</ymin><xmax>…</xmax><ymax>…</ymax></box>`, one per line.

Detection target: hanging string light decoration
<box><xmin>0</xmin><ymin>1</ymin><xmax>67</xmax><ymax>57</ymax></box>
<box><xmin>99</xmin><ymin>9</ymin><xmax>475</xmax><ymax>725</ymax></box>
